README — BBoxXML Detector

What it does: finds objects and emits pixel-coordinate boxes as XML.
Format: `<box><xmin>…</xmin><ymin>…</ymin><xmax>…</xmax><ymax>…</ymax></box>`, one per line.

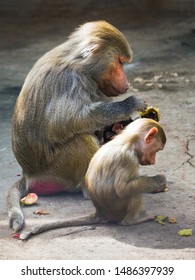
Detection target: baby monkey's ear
<box><xmin>144</xmin><ymin>127</ymin><xmax>158</xmax><ymax>144</ymax></box>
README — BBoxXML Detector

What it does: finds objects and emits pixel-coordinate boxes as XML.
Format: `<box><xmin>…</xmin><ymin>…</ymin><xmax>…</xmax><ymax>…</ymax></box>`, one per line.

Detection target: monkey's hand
<box><xmin>152</xmin><ymin>174</ymin><xmax>167</xmax><ymax>193</ymax></box>
<box><xmin>125</xmin><ymin>96</ymin><xmax>147</xmax><ymax>112</ymax></box>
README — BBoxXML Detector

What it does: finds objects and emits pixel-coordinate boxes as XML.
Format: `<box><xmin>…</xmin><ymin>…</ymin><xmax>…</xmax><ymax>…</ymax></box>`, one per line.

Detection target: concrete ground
<box><xmin>0</xmin><ymin>1</ymin><xmax>195</xmax><ymax>259</ymax></box>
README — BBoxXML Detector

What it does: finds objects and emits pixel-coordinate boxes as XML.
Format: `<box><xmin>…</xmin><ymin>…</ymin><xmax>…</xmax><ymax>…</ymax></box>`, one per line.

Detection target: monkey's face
<box><xmin>135</xmin><ymin>127</ymin><xmax>164</xmax><ymax>166</ymax></box>
<box><xmin>138</xmin><ymin>137</ymin><xmax>164</xmax><ymax>166</ymax></box>
<box><xmin>97</xmin><ymin>55</ymin><xmax>130</xmax><ymax>97</ymax></box>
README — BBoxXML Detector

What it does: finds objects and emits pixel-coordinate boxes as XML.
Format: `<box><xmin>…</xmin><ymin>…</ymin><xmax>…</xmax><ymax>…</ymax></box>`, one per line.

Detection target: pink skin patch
<box><xmin>29</xmin><ymin>182</ymin><xmax>66</xmax><ymax>196</ymax></box>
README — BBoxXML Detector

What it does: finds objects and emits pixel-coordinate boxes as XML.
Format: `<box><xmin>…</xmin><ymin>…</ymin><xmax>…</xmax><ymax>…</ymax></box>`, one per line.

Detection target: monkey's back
<box><xmin>11</xmin><ymin>47</ymin><xmax>102</xmax><ymax>176</ymax></box>
<box><xmin>85</xmin><ymin>139</ymin><xmax>138</xmax><ymax>222</ymax></box>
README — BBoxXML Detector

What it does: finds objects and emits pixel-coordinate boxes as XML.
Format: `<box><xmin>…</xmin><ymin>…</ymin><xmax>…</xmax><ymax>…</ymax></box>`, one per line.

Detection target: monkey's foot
<box><xmin>121</xmin><ymin>216</ymin><xmax>155</xmax><ymax>226</ymax></box>
<box><xmin>9</xmin><ymin>207</ymin><xmax>25</xmax><ymax>232</ymax></box>
<box><xmin>19</xmin><ymin>231</ymin><xmax>32</xmax><ymax>240</ymax></box>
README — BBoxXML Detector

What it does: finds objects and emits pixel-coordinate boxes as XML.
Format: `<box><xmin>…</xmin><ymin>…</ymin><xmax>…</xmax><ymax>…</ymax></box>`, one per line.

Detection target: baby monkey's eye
<box><xmin>119</xmin><ymin>59</ymin><xmax>123</xmax><ymax>65</ymax></box>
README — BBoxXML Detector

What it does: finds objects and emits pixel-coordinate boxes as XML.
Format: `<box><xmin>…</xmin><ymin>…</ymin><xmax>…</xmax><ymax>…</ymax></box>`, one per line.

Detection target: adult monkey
<box><xmin>8</xmin><ymin>21</ymin><xmax>147</xmax><ymax>232</ymax></box>
<box><xmin>19</xmin><ymin>118</ymin><xmax>167</xmax><ymax>240</ymax></box>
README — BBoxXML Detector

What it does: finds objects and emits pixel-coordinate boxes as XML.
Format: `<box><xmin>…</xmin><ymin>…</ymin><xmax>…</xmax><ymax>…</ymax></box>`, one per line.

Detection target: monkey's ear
<box><xmin>144</xmin><ymin>127</ymin><xmax>158</xmax><ymax>144</ymax></box>
<box><xmin>80</xmin><ymin>44</ymin><xmax>98</xmax><ymax>58</ymax></box>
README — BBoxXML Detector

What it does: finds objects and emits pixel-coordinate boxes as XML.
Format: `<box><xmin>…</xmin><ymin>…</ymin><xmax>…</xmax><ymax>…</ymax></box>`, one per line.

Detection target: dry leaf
<box><xmin>168</xmin><ymin>217</ymin><xmax>177</xmax><ymax>224</ymax></box>
<box><xmin>153</xmin><ymin>75</ymin><xmax>163</xmax><ymax>82</ymax></box>
<box><xmin>145</xmin><ymin>82</ymin><xmax>154</xmax><ymax>87</ymax></box>
<box><xmin>34</xmin><ymin>209</ymin><xmax>49</xmax><ymax>215</ymax></box>
<box><xmin>178</xmin><ymin>229</ymin><xmax>192</xmax><ymax>236</ymax></box>
<box><xmin>155</xmin><ymin>215</ymin><xmax>177</xmax><ymax>225</ymax></box>
<box><xmin>170</xmin><ymin>72</ymin><xmax>178</xmax><ymax>77</ymax></box>
<box><xmin>134</xmin><ymin>77</ymin><xmax>144</xmax><ymax>83</ymax></box>
<box><xmin>155</xmin><ymin>215</ymin><xmax>168</xmax><ymax>225</ymax></box>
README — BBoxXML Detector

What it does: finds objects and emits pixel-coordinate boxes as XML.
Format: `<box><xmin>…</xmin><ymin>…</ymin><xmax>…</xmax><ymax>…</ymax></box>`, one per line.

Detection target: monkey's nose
<box><xmin>123</xmin><ymin>84</ymin><xmax>129</xmax><ymax>93</ymax></box>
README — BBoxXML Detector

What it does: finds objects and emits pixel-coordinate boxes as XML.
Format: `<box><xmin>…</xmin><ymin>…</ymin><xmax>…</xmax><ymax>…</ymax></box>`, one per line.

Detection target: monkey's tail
<box><xmin>19</xmin><ymin>213</ymin><xmax>105</xmax><ymax>240</ymax></box>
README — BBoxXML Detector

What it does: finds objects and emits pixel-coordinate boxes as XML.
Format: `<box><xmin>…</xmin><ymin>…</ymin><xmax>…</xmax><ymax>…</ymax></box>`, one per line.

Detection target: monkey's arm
<box><xmin>115</xmin><ymin>174</ymin><xmax>167</xmax><ymax>198</ymax></box>
<box><xmin>46</xmin><ymin>95</ymin><xmax>147</xmax><ymax>141</ymax></box>
<box><xmin>88</xmin><ymin>95</ymin><xmax>147</xmax><ymax>128</ymax></box>
<box><xmin>78</xmin><ymin>95</ymin><xmax>147</xmax><ymax>129</ymax></box>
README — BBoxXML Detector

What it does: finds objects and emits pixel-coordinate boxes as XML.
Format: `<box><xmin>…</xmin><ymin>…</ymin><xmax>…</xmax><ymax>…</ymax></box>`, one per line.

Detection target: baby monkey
<box><xmin>87</xmin><ymin>118</ymin><xmax>166</xmax><ymax>225</ymax></box>
<box><xmin>96</xmin><ymin>106</ymin><xmax>160</xmax><ymax>144</ymax></box>
<box><xmin>19</xmin><ymin>118</ymin><xmax>166</xmax><ymax>240</ymax></box>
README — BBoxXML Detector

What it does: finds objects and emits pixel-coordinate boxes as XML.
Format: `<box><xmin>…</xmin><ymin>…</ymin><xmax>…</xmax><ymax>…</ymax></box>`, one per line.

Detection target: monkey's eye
<box><xmin>119</xmin><ymin>58</ymin><xmax>124</xmax><ymax>65</ymax></box>
<box><xmin>119</xmin><ymin>57</ymin><xmax>129</xmax><ymax>65</ymax></box>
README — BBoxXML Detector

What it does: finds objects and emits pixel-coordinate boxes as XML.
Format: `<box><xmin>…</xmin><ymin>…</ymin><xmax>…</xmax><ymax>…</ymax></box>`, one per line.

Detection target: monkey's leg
<box><xmin>121</xmin><ymin>197</ymin><xmax>155</xmax><ymax>226</ymax></box>
<box><xmin>120</xmin><ymin>195</ymin><xmax>143</xmax><ymax>225</ymax></box>
<box><xmin>7</xmin><ymin>177</ymin><xmax>28</xmax><ymax>231</ymax></box>
<box><xmin>49</xmin><ymin>134</ymin><xmax>99</xmax><ymax>198</ymax></box>
<box><xmin>120</xmin><ymin>195</ymin><xmax>155</xmax><ymax>226</ymax></box>
<box><xmin>27</xmin><ymin>134</ymin><xmax>99</xmax><ymax>196</ymax></box>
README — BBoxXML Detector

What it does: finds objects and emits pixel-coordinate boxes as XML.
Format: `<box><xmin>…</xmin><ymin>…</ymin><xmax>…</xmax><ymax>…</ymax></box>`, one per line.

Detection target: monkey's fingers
<box><xmin>152</xmin><ymin>184</ymin><xmax>168</xmax><ymax>193</ymax></box>
<box><xmin>136</xmin><ymin>98</ymin><xmax>148</xmax><ymax>112</ymax></box>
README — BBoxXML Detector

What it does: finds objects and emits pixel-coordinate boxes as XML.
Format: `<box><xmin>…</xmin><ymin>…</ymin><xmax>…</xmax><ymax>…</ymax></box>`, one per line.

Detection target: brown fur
<box><xmin>86</xmin><ymin>118</ymin><xmax>166</xmax><ymax>224</ymax></box>
<box><xmin>19</xmin><ymin>119</ymin><xmax>166</xmax><ymax>240</ymax></box>
<box><xmin>8</xmin><ymin>21</ymin><xmax>147</xmax><ymax>232</ymax></box>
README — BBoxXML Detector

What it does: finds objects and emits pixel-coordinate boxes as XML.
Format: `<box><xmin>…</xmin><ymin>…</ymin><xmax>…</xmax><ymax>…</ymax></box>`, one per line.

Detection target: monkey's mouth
<box><xmin>109</xmin><ymin>85</ymin><xmax>128</xmax><ymax>96</ymax></box>
<box><xmin>99</xmin><ymin>80</ymin><xmax>129</xmax><ymax>97</ymax></box>
<box><xmin>140</xmin><ymin>160</ymin><xmax>153</xmax><ymax>166</ymax></box>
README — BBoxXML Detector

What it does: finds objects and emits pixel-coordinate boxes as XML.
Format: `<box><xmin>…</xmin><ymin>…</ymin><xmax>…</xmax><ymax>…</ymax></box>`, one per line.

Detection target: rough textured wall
<box><xmin>0</xmin><ymin>0</ymin><xmax>194</xmax><ymax>17</ymax></box>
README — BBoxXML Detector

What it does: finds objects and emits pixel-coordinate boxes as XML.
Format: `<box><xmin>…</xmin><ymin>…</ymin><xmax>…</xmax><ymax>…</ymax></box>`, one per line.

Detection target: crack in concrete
<box><xmin>167</xmin><ymin>138</ymin><xmax>195</xmax><ymax>172</ymax></box>
<box><xmin>186</xmin><ymin>138</ymin><xmax>195</xmax><ymax>167</ymax></box>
